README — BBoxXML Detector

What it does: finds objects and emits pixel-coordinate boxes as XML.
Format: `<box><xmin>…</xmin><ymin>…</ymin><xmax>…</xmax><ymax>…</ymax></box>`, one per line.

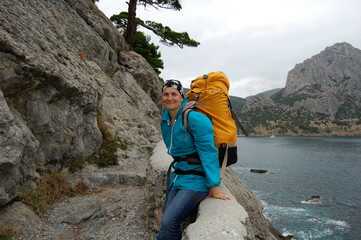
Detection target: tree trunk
<box><xmin>124</xmin><ymin>0</ymin><xmax>138</xmax><ymax>50</ymax></box>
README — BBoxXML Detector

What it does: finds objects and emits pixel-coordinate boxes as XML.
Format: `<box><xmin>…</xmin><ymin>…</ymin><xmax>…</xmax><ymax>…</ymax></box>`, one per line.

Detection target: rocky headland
<box><xmin>238</xmin><ymin>42</ymin><xmax>361</xmax><ymax>136</ymax></box>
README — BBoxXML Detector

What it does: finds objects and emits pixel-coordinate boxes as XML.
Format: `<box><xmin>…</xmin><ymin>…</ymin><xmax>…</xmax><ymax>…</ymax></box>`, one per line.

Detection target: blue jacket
<box><xmin>160</xmin><ymin>100</ymin><xmax>221</xmax><ymax>192</ymax></box>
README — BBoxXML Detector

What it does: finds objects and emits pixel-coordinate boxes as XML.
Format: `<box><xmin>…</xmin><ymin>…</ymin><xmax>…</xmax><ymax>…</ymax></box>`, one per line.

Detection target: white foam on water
<box><xmin>325</xmin><ymin>218</ymin><xmax>350</xmax><ymax>230</ymax></box>
<box><xmin>306</xmin><ymin>217</ymin><xmax>350</xmax><ymax>230</ymax></box>
<box><xmin>266</xmin><ymin>204</ymin><xmax>306</xmax><ymax>214</ymax></box>
<box><xmin>261</xmin><ymin>201</ymin><xmax>310</xmax><ymax>223</ymax></box>
<box><xmin>283</xmin><ymin>227</ymin><xmax>334</xmax><ymax>240</ymax></box>
<box><xmin>261</xmin><ymin>202</ymin><xmax>351</xmax><ymax>239</ymax></box>
<box><xmin>301</xmin><ymin>200</ymin><xmax>323</xmax><ymax>205</ymax></box>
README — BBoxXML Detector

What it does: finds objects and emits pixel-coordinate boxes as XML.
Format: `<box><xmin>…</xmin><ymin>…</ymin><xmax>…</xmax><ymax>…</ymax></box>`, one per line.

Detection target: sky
<box><xmin>96</xmin><ymin>0</ymin><xmax>361</xmax><ymax>98</ymax></box>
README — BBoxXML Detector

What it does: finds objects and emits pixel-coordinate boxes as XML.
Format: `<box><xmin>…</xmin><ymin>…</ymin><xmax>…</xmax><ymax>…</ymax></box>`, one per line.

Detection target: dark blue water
<box><xmin>232</xmin><ymin>136</ymin><xmax>361</xmax><ymax>240</ymax></box>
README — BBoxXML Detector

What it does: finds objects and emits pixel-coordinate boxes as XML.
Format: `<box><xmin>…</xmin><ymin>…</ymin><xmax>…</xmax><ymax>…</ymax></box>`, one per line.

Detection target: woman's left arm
<box><xmin>187</xmin><ymin>112</ymin><xmax>230</xmax><ymax>200</ymax></box>
<box><xmin>187</xmin><ymin>111</ymin><xmax>220</xmax><ymax>187</ymax></box>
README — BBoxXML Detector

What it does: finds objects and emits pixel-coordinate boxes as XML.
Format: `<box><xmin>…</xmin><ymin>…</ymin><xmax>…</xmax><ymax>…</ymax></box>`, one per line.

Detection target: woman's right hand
<box><xmin>207</xmin><ymin>186</ymin><xmax>231</xmax><ymax>200</ymax></box>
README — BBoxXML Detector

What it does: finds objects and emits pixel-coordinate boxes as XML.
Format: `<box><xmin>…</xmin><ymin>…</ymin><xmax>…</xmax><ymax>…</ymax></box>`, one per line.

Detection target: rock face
<box><xmin>239</xmin><ymin>42</ymin><xmax>361</xmax><ymax>136</ymax></box>
<box><xmin>242</xmin><ymin>93</ymin><xmax>277</xmax><ymax>113</ymax></box>
<box><xmin>0</xmin><ymin>0</ymin><xmax>281</xmax><ymax>239</ymax></box>
<box><xmin>0</xmin><ymin>0</ymin><xmax>162</xmax><ymax>207</ymax></box>
<box><xmin>283</xmin><ymin>42</ymin><xmax>361</xmax><ymax>116</ymax></box>
<box><xmin>284</xmin><ymin>42</ymin><xmax>361</xmax><ymax>97</ymax></box>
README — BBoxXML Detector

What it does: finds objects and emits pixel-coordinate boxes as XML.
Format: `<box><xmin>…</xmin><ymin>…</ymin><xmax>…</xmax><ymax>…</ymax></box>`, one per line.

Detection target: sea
<box><xmin>232</xmin><ymin>136</ymin><xmax>361</xmax><ymax>240</ymax></box>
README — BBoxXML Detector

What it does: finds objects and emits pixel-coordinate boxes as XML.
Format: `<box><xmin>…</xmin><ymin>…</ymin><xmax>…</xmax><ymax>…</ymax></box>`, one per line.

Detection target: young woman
<box><xmin>157</xmin><ymin>80</ymin><xmax>230</xmax><ymax>240</ymax></box>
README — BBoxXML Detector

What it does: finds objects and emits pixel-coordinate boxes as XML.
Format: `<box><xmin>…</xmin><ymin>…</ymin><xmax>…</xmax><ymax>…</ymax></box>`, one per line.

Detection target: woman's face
<box><xmin>162</xmin><ymin>87</ymin><xmax>183</xmax><ymax>111</ymax></box>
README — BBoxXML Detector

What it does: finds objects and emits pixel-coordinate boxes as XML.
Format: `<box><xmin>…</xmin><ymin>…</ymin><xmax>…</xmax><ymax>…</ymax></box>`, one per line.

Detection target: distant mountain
<box><xmin>229</xmin><ymin>95</ymin><xmax>247</xmax><ymax>115</ymax></box>
<box><xmin>239</xmin><ymin>42</ymin><xmax>361</xmax><ymax>136</ymax></box>
<box><xmin>245</xmin><ymin>88</ymin><xmax>283</xmax><ymax>99</ymax></box>
<box><xmin>261</xmin><ymin>88</ymin><xmax>283</xmax><ymax>97</ymax></box>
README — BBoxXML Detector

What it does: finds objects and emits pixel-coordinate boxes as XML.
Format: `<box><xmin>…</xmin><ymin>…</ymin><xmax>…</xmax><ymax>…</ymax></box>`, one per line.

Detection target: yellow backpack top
<box><xmin>183</xmin><ymin>72</ymin><xmax>248</xmax><ymax>176</ymax></box>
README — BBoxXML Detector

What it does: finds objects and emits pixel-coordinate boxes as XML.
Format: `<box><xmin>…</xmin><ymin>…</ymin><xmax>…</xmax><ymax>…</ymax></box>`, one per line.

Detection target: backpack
<box><xmin>183</xmin><ymin>72</ymin><xmax>248</xmax><ymax>178</ymax></box>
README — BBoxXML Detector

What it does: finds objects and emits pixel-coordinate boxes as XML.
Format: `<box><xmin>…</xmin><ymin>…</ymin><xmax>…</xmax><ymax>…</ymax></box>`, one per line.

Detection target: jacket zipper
<box><xmin>169</xmin><ymin>119</ymin><xmax>178</xmax><ymax>189</ymax></box>
<box><xmin>169</xmin><ymin>119</ymin><xmax>176</xmax><ymax>155</ymax></box>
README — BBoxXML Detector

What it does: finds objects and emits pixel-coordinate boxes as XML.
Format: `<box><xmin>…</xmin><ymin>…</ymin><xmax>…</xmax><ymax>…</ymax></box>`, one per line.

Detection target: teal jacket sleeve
<box><xmin>187</xmin><ymin>111</ymin><xmax>221</xmax><ymax>188</ymax></box>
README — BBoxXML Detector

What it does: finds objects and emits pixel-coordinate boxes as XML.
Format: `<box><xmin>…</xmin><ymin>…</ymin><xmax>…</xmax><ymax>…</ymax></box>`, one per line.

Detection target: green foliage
<box><xmin>110</xmin><ymin>2</ymin><xmax>199</xmax><ymax>73</ymax></box>
<box><xmin>19</xmin><ymin>172</ymin><xmax>88</xmax><ymax>217</ymax></box>
<box><xmin>332</xmin><ymin>120</ymin><xmax>351</xmax><ymax>127</ymax></box>
<box><xmin>270</xmin><ymin>88</ymin><xmax>284</xmax><ymax>102</ymax></box>
<box><xmin>138</xmin><ymin>0</ymin><xmax>182</xmax><ymax>10</ymax></box>
<box><xmin>238</xmin><ymin>86</ymin><xmax>360</xmax><ymax>135</ymax></box>
<box><xmin>239</xmin><ymin>104</ymin><xmax>330</xmax><ymax>134</ymax></box>
<box><xmin>278</xmin><ymin>93</ymin><xmax>310</xmax><ymax>106</ymax></box>
<box><xmin>229</xmin><ymin>96</ymin><xmax>247</xmax><ymax>114</ymax></box>
<box><xmin>110</xmin><ymin>12</ymin><xmax>200</xmax><ymax>48</ymax></box>
<box><xmin>0</xmin><ymin>231</ymin><xmax>16</xmax><ymax>240</ymax></box>
<box><xmin>110</xmin><ymin>13</ymin><xmax>164</xmax><ymax>73</ymax></box>
<box><xmin>336</xmin><ymin>96</ymin><xmax>361</xmax><ymax>119</ymax></box>
<box><xmin>91</xmin><ymin>134</ymin><xmax>120</xmax><ymax>167</ymax></box>
<box><xmin>298</xmin><ymin>124</ymin><xmax>320</xmax><ymax>133</ymax></box>
<box><xmin>91</xmin><ymin>113</ymin><xmax>126</xmax><ymax>167</ymax></box>
<box><xmin>133</xmin><ymin>31</ymin><xmax>164</xmax><ymax>74</ymax></box>
<box><xmin>143</xmin><ymin>20</ymin><xmax>200</xmax><ymax>48</ymax></box>
<box><xmin>67</xmin><ymin>113</ymin><xmax>127</xmax><ymax>172</ymax></box>
<box><xmin>68</xmin><ymin>157</ymin><xmax>87</xmax><ymax>173</ymax></box>
<box><xmin>110</xmin><ymin>1</ymin><xmax>199</xmax><ymax>49</ymax></box>
<box><xmin>110</xmin><ymin>12</ymin><xmax>130</xmax><ymax>29</ymax></box>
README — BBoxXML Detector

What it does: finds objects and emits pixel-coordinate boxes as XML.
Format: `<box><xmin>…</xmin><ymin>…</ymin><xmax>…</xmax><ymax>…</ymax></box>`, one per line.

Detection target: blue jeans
<box><xmin>157</xmin><ymin>189</ymin><xmax>208</xmax><ymax>240</ymax></box>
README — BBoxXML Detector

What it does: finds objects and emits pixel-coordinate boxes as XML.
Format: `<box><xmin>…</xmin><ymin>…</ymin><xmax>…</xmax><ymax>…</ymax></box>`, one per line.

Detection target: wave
<box><xmin>263</xmin><ymin>202</ymin><xmax>306</xmax><ymax>214</ymax></box>
<box><xmin>261</xmin><ymin>201</ymin><xmax>350</xmax><ymax>239</ymax></box>
<box><xmin>280</xmin><ymin>218</ymin><xmax>349</xmax><ymax>240</ymax></box>
<box><xmin>306</xmin><ymin>217</ymin><xmax>349</xmax><ymax>228</ymax></box>
<box><xmin>301</xmin><ymin>200</ymin><xmax>323</xmax><ymax>205</ymax></box>
<box><xmin>325</xmin><ymin>218</ymin><xmax>350</xmax><ymax>230</ymax></box>
<box><xmin>283</xmin><ymin>228</ymin><xmax>334</xmax><ymax>240</ymax></box>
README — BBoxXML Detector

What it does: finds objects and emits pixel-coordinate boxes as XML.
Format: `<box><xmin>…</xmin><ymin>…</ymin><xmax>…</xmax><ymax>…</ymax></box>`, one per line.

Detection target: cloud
<box><xmin>97</xmin><ymin>0</ymin><xmax>361</xmax><ymax>98</ymax></box>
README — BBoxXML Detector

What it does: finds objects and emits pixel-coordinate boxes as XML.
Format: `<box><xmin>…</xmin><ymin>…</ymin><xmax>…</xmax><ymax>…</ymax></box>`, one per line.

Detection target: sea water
<box><xmin>232</xmin><ymin>136</ymin><xmax>361</xmax><ymax>240</ymax></box>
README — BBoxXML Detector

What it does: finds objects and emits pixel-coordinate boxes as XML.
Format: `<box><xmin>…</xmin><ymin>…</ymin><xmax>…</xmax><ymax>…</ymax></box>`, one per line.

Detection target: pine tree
<box><xmin>133</xmin><ymin>31</ymin><xmax>164</xmax><ymax>74</ymax></box>
<box><xmin>111</xmin><ymin>0</ymin><xmax>199</xmax><ymax>49</ymax></box>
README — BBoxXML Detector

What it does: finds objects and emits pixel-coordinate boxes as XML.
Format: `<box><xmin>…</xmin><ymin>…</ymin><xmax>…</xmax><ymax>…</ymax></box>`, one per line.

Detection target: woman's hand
<box><xmin>207</xmin><ymin>186</ymin><xmax>231</xmax><ymax>200</ymax></box>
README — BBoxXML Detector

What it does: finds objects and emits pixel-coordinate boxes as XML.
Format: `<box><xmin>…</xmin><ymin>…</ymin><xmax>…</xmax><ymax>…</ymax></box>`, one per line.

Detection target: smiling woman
<box><xmin>158</xmin><ymin>79</ymin><xmax>230</xmax><ymax>240</ymax></box>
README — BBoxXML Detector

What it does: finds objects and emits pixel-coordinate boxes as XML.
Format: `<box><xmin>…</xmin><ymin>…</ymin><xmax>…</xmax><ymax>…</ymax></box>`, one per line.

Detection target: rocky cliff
<box><xmin>0</xmin><ymin>0</ymin><xmax>162</xmax><ymax>207</ymax></box>
<box><xmin>0</xmin><ymin>0</ymin><xmax>281</xmax><ymax>239</ymax></box>
<box><xmin>240</xmin><ymin>42</ymin><xmax>361</xmax><ymax>136</ymax></box>
<box><xmin>283</xmin><ymin>42</ymin><xmax>361</xmax><ymax>116</ymax></box>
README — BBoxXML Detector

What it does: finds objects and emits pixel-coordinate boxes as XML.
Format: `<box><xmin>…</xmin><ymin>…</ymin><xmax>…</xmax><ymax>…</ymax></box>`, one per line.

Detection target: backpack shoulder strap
<box><xmin>228</xmin><ymin>99</ymin><xmax>249</xmax><ymax>136</ymax></box>
<box><xmin>182</xmin><ymin>100</ymin><xmax>204</xmax><ymax>133</ymax></box>
<box><xmin>231</xmin><ymin>109</ymin><xmax>249</xmax><ymax>136</ymax></box>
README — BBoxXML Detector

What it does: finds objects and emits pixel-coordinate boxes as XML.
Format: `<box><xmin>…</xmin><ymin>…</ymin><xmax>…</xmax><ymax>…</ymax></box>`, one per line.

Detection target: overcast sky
<box><xmin>97</xmin><ymin>0</ymin><xmax>361</xmax><ymax>98</ymax></box>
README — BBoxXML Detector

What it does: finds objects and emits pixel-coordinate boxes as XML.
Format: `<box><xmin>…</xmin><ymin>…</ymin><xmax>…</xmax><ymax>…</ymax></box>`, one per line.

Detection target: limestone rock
<box><xmin>283</xmin><ymin>42</ymin><xmax>361</xmax><ymax>116</ymax></box>
<box><xmin>0</xmin><ymin>90</ymin><xmax>42</xmax><ymax>205</ymax></box>
<box><xmin>239</xmin><ymin>42</ymin><xmax>361</xmax><ymax>136</ymax></box>
<box><xmin>0</xmin><ymin>201</ymin><xmax>43</xmax><ymax>233</ymax></box>
<box><xmin>0</xmin><ymin>0</ymin><xmax>161</xmax><ymax>207</ymax></box>
<box><xmin>306</xmin><ymin>195</ymin><xmax>321</xmax><ymax>201</ymax></box>
<box><xmin>242</xmin><ymin>93</ymin><xmax>277</xmax><ymax>113</ymax></box>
